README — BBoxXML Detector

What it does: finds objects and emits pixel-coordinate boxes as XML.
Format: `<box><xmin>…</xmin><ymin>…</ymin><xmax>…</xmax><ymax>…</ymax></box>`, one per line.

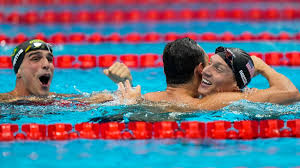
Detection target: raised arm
<box><xmin>251</xmin><ymin>56</ymin><xmax>298</xmax><ymax>92</ymax></box>
<box><xmin>103</xmin><ymin>62</ymin><xmax>133</xmax><ymax>85</ymax></box>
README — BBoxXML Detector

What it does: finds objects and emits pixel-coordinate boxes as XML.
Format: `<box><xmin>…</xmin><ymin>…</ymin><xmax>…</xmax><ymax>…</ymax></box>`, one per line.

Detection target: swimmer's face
<box><xmin>198</xmin><ymin>54</ymin><xmax>238</xmax><ymax>96</ymax></box>
<box><xmin>17</xmin><ymin>50</ymin><xmax>54</xmax><ymax>96</ymax></box>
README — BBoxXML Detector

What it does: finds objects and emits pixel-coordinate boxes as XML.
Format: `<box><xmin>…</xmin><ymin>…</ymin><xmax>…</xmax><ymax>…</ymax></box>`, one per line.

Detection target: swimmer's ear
<box><xmin>194</xmin><ymin>63</ymin><xmax>203</xmax><ymax>79</ymax></box>
<box><xmin>16</xmin><ymin>69</ymin><xmax>21</xmax><ymax>79</ymax></box>
<box><xmin>196</xmin><ymin>63</ymin><xmax>204</xmax><ymax>74</ymax></box>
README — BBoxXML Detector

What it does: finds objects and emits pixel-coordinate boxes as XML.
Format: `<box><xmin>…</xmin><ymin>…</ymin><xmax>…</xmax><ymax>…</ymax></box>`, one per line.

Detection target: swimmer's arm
<box><xmin>103</xmin><ymin>62</ymin><xmax>133</xmax><ymax>85</ymax></box>
<box><xmin>51</xmin><ymin>93</ymin><xmax>83</xmax><ymax>98</ymax></box>
<box><xmin>186</xmin><ymin>90</ymin><xmax>299</xmax><ymax>111</ymax></box>
<box><xmin>251</xmin><ymin>56</ymin><xmax>298</xmax><ymax>93</ymax></box>
<box><xmin>70</xmin><ymin>93</ymin><xmax>114</xmax><ymax>104</ymax></box>
<box><xmin>250</xmin><ymin>56</ymin><xmax>299</xmax><ymax>102</ymax></box>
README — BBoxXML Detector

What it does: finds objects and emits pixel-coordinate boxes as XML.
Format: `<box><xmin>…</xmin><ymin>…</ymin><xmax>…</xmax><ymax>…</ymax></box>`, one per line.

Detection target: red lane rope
<box><xmin>1</xmin><ymin>32</ymin><xmax>300</xmax><ymax>45</ymax></box>
<box><xmin>1</xmin><ymin>0</ymin><xmax>300</xmax><ymax>6</ymax></box>
<box><xmin>1</xmin><ymin>52</ymin><xmax>300</xmax><ymax>69</ymax></box>
<box><xmin>0</xmin><ymin>119</ymin><xmax>299</xmax><ymax>141</ymax></box>
<box><xmin>1</xmin><ymin>8</ymin><xmax>300</xmax><ymax>24</ymax></box>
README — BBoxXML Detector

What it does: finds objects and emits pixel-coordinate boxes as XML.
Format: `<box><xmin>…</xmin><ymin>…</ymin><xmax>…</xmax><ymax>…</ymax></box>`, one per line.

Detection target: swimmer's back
<box><xmin>144</xmin><ymin>92</ymin><xmax>168</xmax><ymax>102</ymax></box>
<box><xmin>144</xmin><ymin>91</ymin><xmax>195</xmax><ymax>104</ymax></box>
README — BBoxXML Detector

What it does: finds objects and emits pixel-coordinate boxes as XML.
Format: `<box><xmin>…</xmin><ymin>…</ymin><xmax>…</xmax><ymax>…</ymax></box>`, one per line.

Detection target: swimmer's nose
<box><xmin>41</xmin><ymin>57</ymin><xmax>50</xmax><ymax>70</ymax></box>
<box><xmin>202</xmin><ymin>66</ymin><xmax>212</xmax><ymax>77</ymax></box>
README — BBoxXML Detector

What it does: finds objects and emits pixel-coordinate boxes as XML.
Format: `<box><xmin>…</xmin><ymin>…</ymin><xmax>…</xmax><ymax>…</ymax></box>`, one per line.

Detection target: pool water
<box><xmin>1</xmin><ymin>3</ymin><xmax>300</xmax><ymax>168</ymax></box>
<box><xmin>1</xmin><ymin>138</ymin><xmax>299</xmax><ymax>168</ymax></box>
<box><xmin>0</xmin><ymin>62</ymin><xmax>299</xmax><ymax>168</ymax></box>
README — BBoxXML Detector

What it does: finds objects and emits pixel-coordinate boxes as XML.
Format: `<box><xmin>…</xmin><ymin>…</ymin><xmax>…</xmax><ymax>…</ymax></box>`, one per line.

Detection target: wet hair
<box><xmin>163</xmin><ymin>37</ymin><xmax>206</xmax><ymax>85</ymax></box>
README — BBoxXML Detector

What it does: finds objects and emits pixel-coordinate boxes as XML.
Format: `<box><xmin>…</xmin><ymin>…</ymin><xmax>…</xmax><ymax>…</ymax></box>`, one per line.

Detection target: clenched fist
<box><xmin>103</xmin><ymin>62</ymin><xmax>133</xmax><ymax>85</ymax></box>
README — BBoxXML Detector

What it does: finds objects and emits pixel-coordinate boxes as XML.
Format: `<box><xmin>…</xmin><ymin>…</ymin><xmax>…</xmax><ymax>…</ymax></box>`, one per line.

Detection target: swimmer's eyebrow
<box><xmin>214</xmin><ymin>62</ymin><xmax>227</xmax><ymax>68</ymax></box>
<box><xmin>28</xmin><ymin>51</ymin><xmax>53</xmax><ymax>58</ymax></box>
<box><xmin>210</xmin><ymin>57</ymin><xmax>227</xmax><ymax>68</ymax></box>
<box><xmin>28</xmin><ymin>51</ymin><xmax>42</xmax><ymax>57</ymax></box>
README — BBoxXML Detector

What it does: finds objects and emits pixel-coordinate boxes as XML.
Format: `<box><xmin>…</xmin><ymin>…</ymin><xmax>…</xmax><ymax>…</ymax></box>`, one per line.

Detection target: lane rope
<box><xmin>1</xmin><ymin>0</ymin><xmax>300</xmax><ymax>6</ymax></box>
<box><xmin>0</xmin><ymin>119</ymin><xmax>299</xmax><ymax>141</ymax></box>
<box><xmin>1</xmin><ymin>8</ymin><xmax>300</xmax><ymax>24</ymax></box>
<box><xmin>1</xmin><ymin>32</ymin><xmax>300</xmax><ymax>44</ymax></box>
<box><xmin>1</xmin><ymin>51</ymin><xmax>300</xmax><ymax>69</ymax></box>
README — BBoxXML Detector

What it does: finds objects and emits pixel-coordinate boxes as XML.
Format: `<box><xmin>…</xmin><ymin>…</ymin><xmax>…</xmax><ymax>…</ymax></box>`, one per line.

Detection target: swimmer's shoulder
<box><xmin>0</xmin><ymin>92</ymin><xmax>14</xmax><ymax>98</ymax></box>
<box><xmin>0</xmin><ymin>92</ymin><xmax>19</xmax><ymax>102</ymax></box>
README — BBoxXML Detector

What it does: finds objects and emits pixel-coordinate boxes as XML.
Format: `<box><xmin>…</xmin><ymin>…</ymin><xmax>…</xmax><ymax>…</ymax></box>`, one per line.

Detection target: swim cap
<box><xmin>11</xmin><ymin>39</ymin><xmax>53</xmax><ymax>74</ymax></box>
<box><xmin>215</xmin><ymin>46</ymin><xmax>255</xmax><ymax>89</ymax></box>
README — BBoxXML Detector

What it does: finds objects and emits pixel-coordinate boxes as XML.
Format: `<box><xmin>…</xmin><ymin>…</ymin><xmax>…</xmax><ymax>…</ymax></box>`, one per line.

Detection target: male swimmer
<box><xmin>0</xmin><ymin>39</ymin><xmax>113</xmax><ymax>104</ymax></box>
<box><xmin>101</xmin><ymin>37</ymin><xmax>208</xmax><ymax>105</ymax></box>
<box><xmin>0</xmin><ymin>39</ymin><xmax>55</xmax><ymax>100</ymax></box>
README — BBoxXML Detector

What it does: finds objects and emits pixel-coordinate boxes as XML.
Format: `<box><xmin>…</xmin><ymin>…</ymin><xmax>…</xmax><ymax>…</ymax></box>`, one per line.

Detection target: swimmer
<box><xmin>100</xmin><ymin>37</ymin><xmax>207</xmax><ymax>105</ymax></box>
<box><xmin>106</xmin><ymin>37</ymin><xmax>207</xmax><ymax>101</ymax></box>
<box><xmin>186</xmin><ymin>46</ymin><xmax>300</xmax><ymax>110</ymax></box>
<box><xmin>0</xmin><ymin>39</ymin><xmax>55</xmax><ymax>101</ymax></box>
<box><xmin>108</xmin><ymin>38</ymin><xmax>300</xmax><ymax>110</ymax></box>
<box><xmin>0</xmin><ymin>39</ymin><xmax>113</xmax><ymax>104</ymax></box>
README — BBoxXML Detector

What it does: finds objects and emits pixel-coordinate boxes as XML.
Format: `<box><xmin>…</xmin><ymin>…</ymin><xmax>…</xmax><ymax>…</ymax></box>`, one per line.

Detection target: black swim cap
<box><xmin>215</xmin><ymin>46</ymin><xmax>255</xmax><ymax>89</ymax></box>
<box><xmin>11</xmin><ymin>39</ymin><xmax>53</xmax><ymax>74</ymax></box>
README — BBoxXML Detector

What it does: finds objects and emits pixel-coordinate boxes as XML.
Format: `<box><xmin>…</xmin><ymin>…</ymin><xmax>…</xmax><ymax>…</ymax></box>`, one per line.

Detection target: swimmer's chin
<box><xmin>32</xmin><ymin>92</ymin><xmax>56</xmax><ymax>98</ymax></box>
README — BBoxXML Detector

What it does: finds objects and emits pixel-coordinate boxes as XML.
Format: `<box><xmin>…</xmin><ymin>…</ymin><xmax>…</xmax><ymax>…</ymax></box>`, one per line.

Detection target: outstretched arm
<box><xmin>75</xmin><ymin>80</ymin><xmax>141</xmax><ymax>105</ymax></box>
<box><xmin>71</xmin><ymin>93</ymin><xmax>114</xmax><ymax>104</ymax></box>
<box><xmin>71</xmin><ymin>62</ymin><xmax>133</xmax><ymax>104</ymax></box>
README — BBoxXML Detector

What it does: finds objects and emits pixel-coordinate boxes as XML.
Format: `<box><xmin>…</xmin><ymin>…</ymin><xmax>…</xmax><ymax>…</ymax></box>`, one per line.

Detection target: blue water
<box><xmin>1</xmin><ymin>139</ymin><xmax>299</xmax><ymax>168</ymax></box>
<box><xmin>1</xmin><ymin>4</ymin><xmax>300</xmax><ymax>168</ymax></box>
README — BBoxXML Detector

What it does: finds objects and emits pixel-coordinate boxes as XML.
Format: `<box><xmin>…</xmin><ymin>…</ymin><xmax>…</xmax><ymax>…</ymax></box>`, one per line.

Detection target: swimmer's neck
<box><xmin>8</xmin><ymin>81</ymin><xmax>51</xmax><ymax>97</ymax></box>
<box><xmin>8</xmin><ymin>79</ymin><xmax>31</xmax><ymax>97</ymax></box>
<box><xmin>166</xmin><ymin>83</ymin><xmax>199</xmax><ymax>98</ymax></box>
<box><xmin>8</xmin><ymin>90</ymin><xmax>51</xmax><ymax>98</ymax></box>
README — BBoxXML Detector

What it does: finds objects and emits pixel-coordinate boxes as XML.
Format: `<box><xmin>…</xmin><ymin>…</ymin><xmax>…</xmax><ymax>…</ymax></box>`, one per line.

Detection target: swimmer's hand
<box><xmin>116</xmin><ymin>80</ymin><xmax>141</xmax><ymax>105</ymax></box>
<box><xmin>103</xmin><ymin>62</ymin><xmax>133</xmax><ymax>85</ymax></box>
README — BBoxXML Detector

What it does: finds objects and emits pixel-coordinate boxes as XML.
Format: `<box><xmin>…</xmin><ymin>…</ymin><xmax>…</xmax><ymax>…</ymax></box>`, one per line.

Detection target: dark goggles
<box><xmin>25</xmin><ymin>42</ymin><xmax>53</xmax><ymax>54</ymax></box>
